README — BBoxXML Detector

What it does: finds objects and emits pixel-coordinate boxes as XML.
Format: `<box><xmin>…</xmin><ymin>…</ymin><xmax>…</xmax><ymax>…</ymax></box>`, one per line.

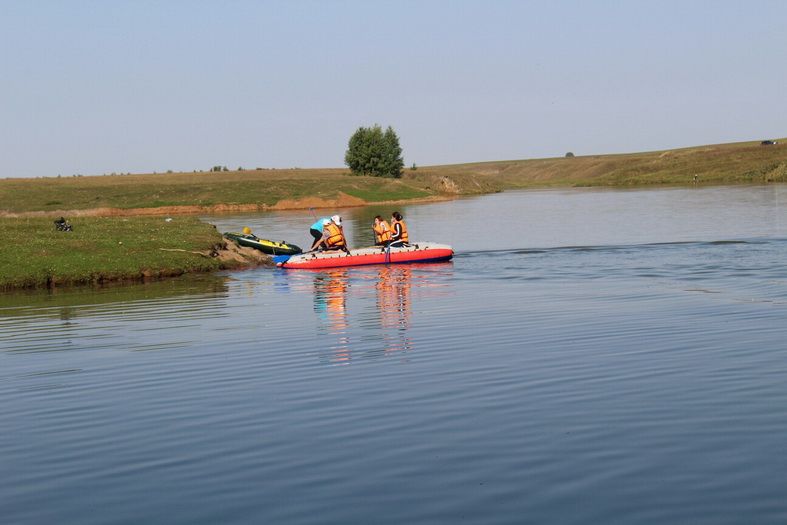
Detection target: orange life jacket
<box><xmin>373</xmin><ymin>220</ymin><xmax>392</xmax><ymax>243</ymax></box>
<box><xmin>391</xmin><ymin>219</ymin><xmax>408</xmax><ymax>242</ymax></box>
<box><xmin>324</xmin><ymin>222</ymin><xmax>346</xmax><ymax>248</ymax></box>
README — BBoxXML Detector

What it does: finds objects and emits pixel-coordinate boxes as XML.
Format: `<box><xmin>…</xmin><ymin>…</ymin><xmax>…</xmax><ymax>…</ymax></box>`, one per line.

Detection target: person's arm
<box><xmin>313</xmin><ymin>228</ymin><xmax>330</xmax><ymax>250</ymax></box>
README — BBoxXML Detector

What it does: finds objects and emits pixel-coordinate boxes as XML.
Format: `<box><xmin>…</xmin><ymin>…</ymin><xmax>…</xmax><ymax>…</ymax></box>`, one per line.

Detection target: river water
<box><xmin>2</xmin><ymin>185</ymin><xmax>787</xmax><ymax>524</ymax></box>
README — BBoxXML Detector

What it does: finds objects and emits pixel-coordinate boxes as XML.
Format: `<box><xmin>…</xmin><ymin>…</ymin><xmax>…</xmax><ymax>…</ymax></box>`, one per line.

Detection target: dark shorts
<box><xmin>310</xmin><ymin>228</ymin><xmax>322</xmax><ymax>242</ymax></box>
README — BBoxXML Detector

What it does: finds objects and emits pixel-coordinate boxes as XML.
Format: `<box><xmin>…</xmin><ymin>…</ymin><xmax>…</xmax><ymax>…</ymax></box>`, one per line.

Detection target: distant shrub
<box><xmin>565</xmin><ymin>152</ymin><xmax>575</xmax><ymax>158</ymax></box>
<box><xmin>411</xmin><ymin>163</ymin><xmax>417</xmax><ymax>171</ymax></box>
<box><xmin>345</xmin><ymin>124</ymin><xmax>404</xmax><ymax>178</ymax></box>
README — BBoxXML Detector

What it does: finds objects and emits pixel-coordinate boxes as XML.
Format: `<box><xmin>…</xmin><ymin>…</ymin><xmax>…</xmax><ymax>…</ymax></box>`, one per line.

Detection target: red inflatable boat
<box><xmin>275</xmin><ymin>242</ymin><xmax>453</xmax><ymax>269</ymax></box>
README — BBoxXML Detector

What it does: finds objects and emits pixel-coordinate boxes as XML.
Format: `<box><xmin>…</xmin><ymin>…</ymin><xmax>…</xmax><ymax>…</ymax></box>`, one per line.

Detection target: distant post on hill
<box><xmin>345</xmin><ymin>124</ymin><xmax>404</xmax><ymax>178</ymax></box>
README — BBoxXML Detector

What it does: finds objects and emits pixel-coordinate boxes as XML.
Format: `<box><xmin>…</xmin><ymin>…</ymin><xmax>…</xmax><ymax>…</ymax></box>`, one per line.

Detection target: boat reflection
<box><xmin>312</xmin><ymin>269</ymin><xmax>351</xmax><ymax>363</ymax></box>
<box><xmin>374</xmin><ymin>266</ymin><xmax>413</xmax><ymax>355</ymax></box>
<box><xmin>312</xmin><ymin>267</ymin><xmax>412</xmax><ymax>363</ymax></box>
<box><xmin>309</xmin><ymin>264</ymin><xmax>455</xmax><ymax>364</ymax></box>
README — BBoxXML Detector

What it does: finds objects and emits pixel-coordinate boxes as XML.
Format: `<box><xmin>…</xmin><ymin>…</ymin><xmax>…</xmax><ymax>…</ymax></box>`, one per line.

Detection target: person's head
<box><xmin>242</xmin><ymin>226</ymin><xmax>252</xmax><ymax>235</ymax></box>
<box><xmin>392</xmin><ymin>211</ymin><xmax>402</xmax><ymax>221</ymax></box>
<box><xmin>331</xmin><ymin>215</ymin><xmax>342</xmax><ymax>227</ymax></box>
<box><xmin>374</xmin><ymin>215</ymin><xmax>382</xmax><ymax>224</ymax></box>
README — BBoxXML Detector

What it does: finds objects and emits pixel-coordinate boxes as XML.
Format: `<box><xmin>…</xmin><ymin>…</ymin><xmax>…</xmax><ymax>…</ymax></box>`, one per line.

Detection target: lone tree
<box><xmin>345</xmin><ymin>124</ymin><xmax>404</xmax><ymax>178</ymax></box>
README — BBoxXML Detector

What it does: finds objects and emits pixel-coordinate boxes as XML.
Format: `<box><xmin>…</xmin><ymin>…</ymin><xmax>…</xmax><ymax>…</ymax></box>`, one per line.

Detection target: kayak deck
<box><xmin>277</xmin><ymin>242</ymin><xmax>453</xmax><ymax>269</ymax></box>
<box><xmin>224</xmin><ymin>232</ymin><xmax>302</xmax><ymax>255</ymax></box>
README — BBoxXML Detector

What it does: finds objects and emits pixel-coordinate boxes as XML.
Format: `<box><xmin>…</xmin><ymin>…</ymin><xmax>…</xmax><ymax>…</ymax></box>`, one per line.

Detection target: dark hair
<box><xmin>392</xmin><ymin>211</ymin><xmax>402</xmax><ymax>221</ymax></box>
<box><xmin>374</xmin><ymin>215</ymin><xmax>382</xmax><ymax>221</ymax></box>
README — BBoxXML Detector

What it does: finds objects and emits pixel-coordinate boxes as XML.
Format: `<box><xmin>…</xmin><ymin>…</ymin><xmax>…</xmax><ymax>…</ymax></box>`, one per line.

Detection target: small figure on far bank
<box><xmin>309</xmin><ymin>216</ymin><xmax>332</xmax><ymax>250</ymax></box>
<box><xmin>54</xmin><ymin>217</ymin><xmax>72</xmax><ymax>232</ymax></box>
<box><xmin>314</xmin><ymin>215</ymin><xmax>350</xmax><ymax>254</ymax></box>
<box><xmin>390</xmin><ymin>211</ymin><xmax>409</xmax><ymax>247</ymax></box>
<box><xmin>693</xmin><ymin>173</ymin><xmax>698</xmax><ymax>184</ymax></box>
<box><xmin>373</xmin><ymin>215</ymin><xmax>392</xmax><ymax>247</ymax></box>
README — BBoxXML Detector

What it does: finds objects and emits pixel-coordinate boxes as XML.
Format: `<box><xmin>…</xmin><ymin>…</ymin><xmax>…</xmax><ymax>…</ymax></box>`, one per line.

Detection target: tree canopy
<box><xmin>345</xmin><ymin>125</ymin><xmax>404</xmax><ymax>178</ymax></box>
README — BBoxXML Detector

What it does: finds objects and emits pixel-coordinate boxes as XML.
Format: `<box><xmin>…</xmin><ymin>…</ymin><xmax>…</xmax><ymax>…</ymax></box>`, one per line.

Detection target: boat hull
<box><xmin>224</xmin><ymin>232</ymin><xmax>302</xmax><ymax>255</ymax></box>
<box><xmin>277</xmin><ymin>242</ymin><xmax>453</xmax><ymax>269</ymax></box>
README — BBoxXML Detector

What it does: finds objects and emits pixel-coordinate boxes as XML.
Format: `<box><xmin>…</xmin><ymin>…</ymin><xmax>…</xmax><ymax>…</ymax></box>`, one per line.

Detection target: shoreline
<box><xmin>3</xmin><ymin>180</ymin><xmax>786</xmax><ymax>220</ymax></box>
<box><xmin>0</xmin><ymin>194</ymin><xmax>456</xmax><ymax>219</ymax></box>
<box><xmin>2</xmin><ymin>138</ymin><xmax>784</xmax><ymax>218</ymax></box>
<box><xmin>0</xmin><ymin>216</ymin><xmax>273</xmax><ymax>293</ymax></box>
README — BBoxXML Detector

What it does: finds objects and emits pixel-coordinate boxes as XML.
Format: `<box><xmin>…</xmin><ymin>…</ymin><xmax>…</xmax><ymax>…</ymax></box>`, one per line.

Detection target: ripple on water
<box><xmin>3</xmin><ymin>190</ymin><xmax>787</xmax><ymax>524</ymax></box>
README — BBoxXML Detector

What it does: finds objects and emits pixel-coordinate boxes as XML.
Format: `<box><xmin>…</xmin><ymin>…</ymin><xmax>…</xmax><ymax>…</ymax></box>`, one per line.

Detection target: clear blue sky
<box><xmin>1</xmin><ymin>0</ymin><xmax>785</xmax><ymax>178</ymax></box>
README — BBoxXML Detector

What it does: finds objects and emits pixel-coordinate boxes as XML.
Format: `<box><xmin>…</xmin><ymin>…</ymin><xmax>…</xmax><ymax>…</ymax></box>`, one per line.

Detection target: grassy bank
<box><xmin>1</xmin><ymin>139</ymin><xmax>785</xmax><ymax>216</ymax></box>
<box><xmin>0</xmin><ymin>169</ymin><xmax>431</xmax><ymax>214</ymax></box>
<box><xmin>0</xmin><ymin>217</ymin><xmax>250</xmax><ymax>291</ymax></box>
<box><xmin>414</xmin><ymin>139</ymin><xmax>787</xmax><ymax>189</ymax></box>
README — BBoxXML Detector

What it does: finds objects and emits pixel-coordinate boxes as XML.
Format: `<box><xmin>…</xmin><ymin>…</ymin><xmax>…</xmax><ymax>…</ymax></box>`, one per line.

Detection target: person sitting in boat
<box><xmin>372</xmin><ymin>215</ymin><xmax>392</xmax><ymax>247</ymax></box>
<box><xmin>309</xmin><ymin>216</ymin><xmax>332</xmax><ymax>250</ymax></box>
<box><xmin>315</xmin><ymin>215</ymin><xmax>350</xmax><ymax>254</ymax></box>
<box><xmin>390</xmin><ymin>211</ymin><xmax>409</xmax><ymax>247</ymax></box>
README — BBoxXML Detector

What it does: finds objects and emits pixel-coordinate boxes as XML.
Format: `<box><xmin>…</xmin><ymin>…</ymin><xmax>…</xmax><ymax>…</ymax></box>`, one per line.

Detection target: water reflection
<box><xmin>312</xmin><ymin>269</ymin><xmax>351</xmax><ymax>363</ymax></box>
<box><xmin>310</xmin><ymin>265</ymin><xmax>423</xmax><ymax>364</ymax></box>
<box><xmin>375</xmin><ymin>266</ymin><xmax>413</xmax><ymax>354</ymax></box>
<box><xmin>0</xmin><ymin>276</ymin><xmax>231</xmax><ymax>354</ymax></box>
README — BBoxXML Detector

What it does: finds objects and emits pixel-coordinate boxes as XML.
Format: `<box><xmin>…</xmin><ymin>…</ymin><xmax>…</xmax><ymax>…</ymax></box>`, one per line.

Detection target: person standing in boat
<box><xmin>390</xmin><ymin>211</ymin><xmax>409</xmax><ymax>247</ymax></box>
<box><xmin>309</xmin><ymin>216</ymin><xmax>332</xmax><ymax>250</ymax></box>
<box><xmin>372</xmin><ymin>215</ymin><xmax>392</xmax><ymax>247</ymax></box>
<box><xmin>315</xmin><ymin>215</ymin><xmax>350</xmax><ymax>254</ymax></box>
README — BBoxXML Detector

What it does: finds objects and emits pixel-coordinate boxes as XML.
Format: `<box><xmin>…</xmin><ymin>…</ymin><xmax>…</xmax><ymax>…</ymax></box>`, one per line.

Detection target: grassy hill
<box><xmin>1</xmin><ymin>138</ymin><xmax>785</xmax><ymax>215</ymax></box>
<box><xmin>414</xmin><ymin>138</ymin><xmax>787</xmax><ymax>189</ymax></box>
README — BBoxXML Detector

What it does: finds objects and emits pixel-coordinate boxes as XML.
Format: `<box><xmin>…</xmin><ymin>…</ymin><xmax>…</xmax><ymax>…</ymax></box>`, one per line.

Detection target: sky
<box><xmin>1</xmin><ymin>0</ymin><xmax>785</xmax><ymax>178</ymax></box>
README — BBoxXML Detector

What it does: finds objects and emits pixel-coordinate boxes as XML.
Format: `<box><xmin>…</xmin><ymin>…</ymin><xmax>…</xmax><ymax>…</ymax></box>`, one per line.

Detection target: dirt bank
<box><xmin>215</xmin><ymin>239</ymin><xmax>275</xmax><ymax>269</ymax></box>
<box><xmin>162</xmin><ymin>238</ymin><xmax>275</xmax><ymax>269</ymax></box>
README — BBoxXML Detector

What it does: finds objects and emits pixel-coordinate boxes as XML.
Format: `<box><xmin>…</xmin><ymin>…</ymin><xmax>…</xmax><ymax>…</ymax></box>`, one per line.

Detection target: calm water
<box><xmin>2</xmin><ymin>185</ymin><xmax>787</xmax><ymax>524</ymax></box>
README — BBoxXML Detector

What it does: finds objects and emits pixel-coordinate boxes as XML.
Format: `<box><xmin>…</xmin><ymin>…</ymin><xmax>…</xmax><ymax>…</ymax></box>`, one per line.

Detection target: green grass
<box><xmin>1</xmin><ymin>139</ymin><xmax>785</xmax><ymax>215</ymax></box>
<box><xmin>414</xmin><ymin>139</ymin><xmax>787</xmax><ymax>189</ymax></box>
<box><xmin>0</xmin><ymin>217</ymin><xmax>227</xmax><ymax>290</ymax></box>
<box><xmin>0</xmin><ymin>169</ymin><xmax>432</xmax><ymax>213</ymax></box>
<box><xmin>341</xmin><ymin>179</ymin><xmax>431</xmax><ymax>201</ymax></box>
